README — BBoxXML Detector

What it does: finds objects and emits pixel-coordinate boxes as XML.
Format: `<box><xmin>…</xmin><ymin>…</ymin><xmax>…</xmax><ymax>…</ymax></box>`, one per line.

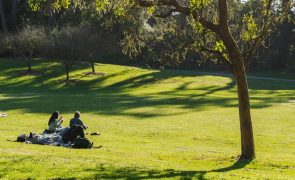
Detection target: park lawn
<box><xmin>0</xmin><ymin>58</ymin><xmax>294</xmax><ymax>179</ymax></box>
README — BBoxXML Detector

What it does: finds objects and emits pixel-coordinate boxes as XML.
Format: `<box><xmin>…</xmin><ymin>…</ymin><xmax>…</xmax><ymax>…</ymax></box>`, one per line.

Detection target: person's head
<box><xmin>74</xmin><ymin>111</ymin><xmax>80</xmax><ymax>118</ymax></box>
<box><xmin>48</xmin><ymin>111</ymin><xmax>59</xmax><ymax>125</ymax></box>
<box><xmin>17</xmin><ymin>134</ymin><xmax>28</xmax><ymax>142</ymax></box>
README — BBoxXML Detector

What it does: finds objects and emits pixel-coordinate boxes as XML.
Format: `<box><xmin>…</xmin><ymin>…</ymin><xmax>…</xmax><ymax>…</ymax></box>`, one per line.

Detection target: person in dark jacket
<box><xmin>70</xmin><ymin>111</ymin><xmax>88</xmax><ymax>130</ymax></box>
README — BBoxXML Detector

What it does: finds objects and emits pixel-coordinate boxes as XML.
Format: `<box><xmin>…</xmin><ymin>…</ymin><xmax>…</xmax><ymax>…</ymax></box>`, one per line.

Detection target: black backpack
<box><xmin>72</xmin><ymin>137</ymin><xmax>93</xmax><ymax>149</ymax></box>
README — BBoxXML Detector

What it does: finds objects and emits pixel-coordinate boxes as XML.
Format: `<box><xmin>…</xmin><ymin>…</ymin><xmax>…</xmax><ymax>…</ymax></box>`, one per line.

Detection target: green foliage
<box><xmin>16</xmin><ymin>0</ymin><xmax>295</xmax><ymax>72</ymax></box>
<box><xmin>95</xmin><ymin>0</ymin><xmax>110</xmax><ymax>13</ymax></box>
<box><xmin>242</xmin><ymin>14</ymin><xmax>258</xmax><ymax>42</ymax></box>
<box><xmin>190</xmin><ymin>0</ymin><xmax>213</xmax><ymax>11</ymax></box>
<box><xmin>28</xmin><ymin>0</ymin><xmax>70</xmax><ymax>12</ymax></box>
<box><xmin>95</xmin><ymin>0</ymin><xmax>136</xmax><ymax>17</ymax></box>
<box><xmin>121</xmin><ymin>32</ymin><xmax>146</xmax><ymax>58</ymax></box>
<box><xmin>128</xmin><ymin>0</ymin><xmax>293</xmax><ymax>70</ymax></box>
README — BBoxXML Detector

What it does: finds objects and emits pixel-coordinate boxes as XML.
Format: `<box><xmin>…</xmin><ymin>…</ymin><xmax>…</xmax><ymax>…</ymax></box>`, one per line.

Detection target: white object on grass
<box><xmin>1</xmin><ymin>113</ymin><xmax>7</xmax><ymax>117</ymax></box>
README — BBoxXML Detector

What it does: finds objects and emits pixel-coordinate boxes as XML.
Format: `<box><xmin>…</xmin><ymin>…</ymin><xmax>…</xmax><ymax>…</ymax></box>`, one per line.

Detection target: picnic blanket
<box><xmin>24</xmin><ymin>133</ymin><xmax>71</xmax><ymax>147</ymax></box>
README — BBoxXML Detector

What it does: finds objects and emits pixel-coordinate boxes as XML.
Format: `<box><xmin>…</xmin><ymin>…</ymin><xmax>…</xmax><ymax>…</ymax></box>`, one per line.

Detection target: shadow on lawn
<box><xmin>76</xmin><ymin>158</ymin><xmax>252</xmax><ymax>180</ymax></box>
<box><xmin>0</xmin><ymin>59</ymin><xmax>294</xmax><ymax>118</ymax></box>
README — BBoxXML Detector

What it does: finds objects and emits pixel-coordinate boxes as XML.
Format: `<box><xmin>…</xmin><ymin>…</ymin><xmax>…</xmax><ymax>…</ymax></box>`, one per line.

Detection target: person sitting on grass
<box><xmin>70</xmin><ymin>111</ymin><xmax>88</xmax><ymax>130</ymax></box>
<box><xmin>62</xmin><ymin>124</ymin><xmax>85</xmax><ymax>143</ymax></box>
<box><xmin>48</xmin><ymin>111</ymin><xmax>64</xmax><ymax>133</ymax></box>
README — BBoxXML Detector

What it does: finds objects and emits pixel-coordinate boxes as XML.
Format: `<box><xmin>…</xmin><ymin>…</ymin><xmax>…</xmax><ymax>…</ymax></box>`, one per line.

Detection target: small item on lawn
<box><xmin>1</xmin><ymin>112</ymin><xmax>7</xmax><ymax>117</ymax></box>
<box><xmin>90</xmin><ymin>132</ymin><xmax>100</xmax><ymax>136</ymax></box>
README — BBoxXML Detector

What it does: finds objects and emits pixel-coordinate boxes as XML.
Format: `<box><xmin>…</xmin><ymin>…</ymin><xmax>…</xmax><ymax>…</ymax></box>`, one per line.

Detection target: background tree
<box><xmin>76</xmin><ymin>25</ymin><xmax>118</xmax><ymax>74</ymax></box>
<box><xmin>136</xmin><ymin>0</ymin><xmax>293</xmax><ymax>160</ymax></box>
<box><xmin>7</xmin><ymin>26</ymin><xmax>46</xmax><ymax>73</ymax></box>
<box><xmin>43</xmin><ymin>26</ymin><xmax>82</xmax><ymax>81</ymax></box>
<box><xmin>265</xmin><ymin>0</ymin><xmax>294</xmax><ymax>70</ymax></box>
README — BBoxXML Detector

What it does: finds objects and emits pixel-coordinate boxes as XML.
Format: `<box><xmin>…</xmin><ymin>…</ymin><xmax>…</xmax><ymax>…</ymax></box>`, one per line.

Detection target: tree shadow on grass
<box><xmin>0</xmin><ymin>73</ymin><xmax>294</xmax><ymax>119</ymax></box>
<box><xmin>0</xmin><ymin>73</ymin><xmax>238</xmax><ymax>118</ymax></box>
<box><xmin>0</xmin><ymin>59</ymin><xmax>294</xmax><ymax>118</ymax></box>
<box><xmin>80</xmin><ymin>158</ymin><xmax>252</xmax><ymax>180</ymax></box>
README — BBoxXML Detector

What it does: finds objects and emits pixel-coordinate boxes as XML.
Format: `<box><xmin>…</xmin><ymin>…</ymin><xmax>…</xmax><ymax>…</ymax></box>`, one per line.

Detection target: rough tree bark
<box><xmin>231</xmin><ymin>52</ymin><xmax>255</xmax><ymax>159</ymax></box>
<box><xmin>217</xmin><ymin>0</ymin><xmax>255</xmax><ymax>159</ymax></box>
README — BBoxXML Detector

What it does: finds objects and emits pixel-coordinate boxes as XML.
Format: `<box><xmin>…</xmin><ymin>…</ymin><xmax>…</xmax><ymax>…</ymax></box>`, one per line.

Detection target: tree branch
<box><xmin>218</xmin><ymin>0</ymin><xmax>228</xmax><ymax>29</ymax></box>
<box><xmin>137</xmin><ymin>0</ymin><xmax>220</xmax><ymax>33</ymax></box>
<box><xmin>154</xmin><ymin>9</ymin><xmax>177</xmax><ymax>18</ymax></box>
<box><xmin>200</xmin><ymin>46</ymin><xmax>231</xmax><ymax>67</ymax></box>
<box><xmin>137</xmin><ymin>0</ymin><xmax>190</xmax><ymax>15</ymax></box>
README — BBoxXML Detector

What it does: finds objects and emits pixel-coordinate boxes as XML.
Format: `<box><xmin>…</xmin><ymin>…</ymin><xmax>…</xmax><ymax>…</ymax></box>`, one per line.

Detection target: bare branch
<box><xmin>137</xmin><ymin>0</ymin><xmax>221</xmax><ymax>34</ymax></box>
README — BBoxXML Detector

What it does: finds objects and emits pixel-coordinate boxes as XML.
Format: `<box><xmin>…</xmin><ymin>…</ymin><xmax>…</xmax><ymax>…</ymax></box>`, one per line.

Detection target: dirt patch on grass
<box><xmin>55</xmin><ymin>79</ymin><xmax>80</xmax><ymax>86</ymax></box>
<box><xmin>82</xmin><ymin>72</ymin><xmax>106</xmax><ymax>77</ymax></box>
<box><xmin>16</xmin><ymin>70</ymin><xmax>43</xmax><ymax>76</ymax></box>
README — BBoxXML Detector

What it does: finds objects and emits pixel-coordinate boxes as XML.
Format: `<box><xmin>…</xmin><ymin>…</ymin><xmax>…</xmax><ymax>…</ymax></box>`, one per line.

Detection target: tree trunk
<box><xmin>26</xmin><ymin>58</ymin><xmax>32</xmax><ymax>73</ymax></box>
<box><xmin>65</xmin><ymin>63</ymin><xmax>70</xmax><ymax>81</ymax></box>
<box><xmin>0</xmin><ymin>0</ymin><xmax>7</xmax><ymax>32</ymax></box>
<box><xmin>91</xmin><ymin>60</ymin><xmax>95</xmax><ymax>73</ymax></box>
<box><xmin>216</xmin><ymin>0</ymin><xmax>255</xmax><ymax>159</ymax></box>
<box><xmin>231</xmin><ymin>52</ymin><xmax>255</xmax><ymax>159</ymax></box>
<box><xmin>47</xmin><ymin>0</ymin><xmax>55</xmax><ymax>29</ymax></box>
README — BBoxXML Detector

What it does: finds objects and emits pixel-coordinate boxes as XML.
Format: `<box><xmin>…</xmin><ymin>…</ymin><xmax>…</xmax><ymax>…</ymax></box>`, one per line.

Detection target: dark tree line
<box><xmin>0</xmin><ymin>0</ymin><xmax>294</xmax><ymax>72</ymax></box>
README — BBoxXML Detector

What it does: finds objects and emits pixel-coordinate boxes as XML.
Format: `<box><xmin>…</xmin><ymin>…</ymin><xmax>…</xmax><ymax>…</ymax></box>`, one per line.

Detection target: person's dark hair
<box><xmin>74</xmin><ymin>111</ymin><xmax>80</xmax><ymax>118</ymax></box>
<box><xmin>17</xmin><ymin>134</ymin><xmax>28</xmax><ymax>142</ymax></box>
<box><xmin>48</xmin><ymin>111</ymin><xmax>59</xmax><ymax>126</ymax></box>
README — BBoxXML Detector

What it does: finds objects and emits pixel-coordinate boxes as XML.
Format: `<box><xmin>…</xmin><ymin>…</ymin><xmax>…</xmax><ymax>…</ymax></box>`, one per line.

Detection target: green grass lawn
<box><xmin>0</xmin><ymin>58</ymin><xmax>294</xmax><ymax>179</ymax></box>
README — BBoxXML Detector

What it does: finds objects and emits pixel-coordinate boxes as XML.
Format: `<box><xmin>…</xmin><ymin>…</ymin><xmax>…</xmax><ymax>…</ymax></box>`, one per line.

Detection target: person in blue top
<box><xmin>70</xmin><ymin>111</ymin><xmax>88</xmax><ymax>130</ymax></box>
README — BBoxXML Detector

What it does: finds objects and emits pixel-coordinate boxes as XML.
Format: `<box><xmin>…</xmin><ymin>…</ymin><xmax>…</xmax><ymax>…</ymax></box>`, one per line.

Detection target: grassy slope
<box><xmin>0</xmin><ymin>58</ymin><xmax>294</xmax><ymax>179</ymax></box>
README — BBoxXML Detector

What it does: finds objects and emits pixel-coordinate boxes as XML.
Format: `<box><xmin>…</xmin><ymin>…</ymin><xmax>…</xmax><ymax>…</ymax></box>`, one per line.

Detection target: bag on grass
<box><xmin>72</xmin><ymin>137</ymin><xmax>93</xmax><ymax>149</ymax></box>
